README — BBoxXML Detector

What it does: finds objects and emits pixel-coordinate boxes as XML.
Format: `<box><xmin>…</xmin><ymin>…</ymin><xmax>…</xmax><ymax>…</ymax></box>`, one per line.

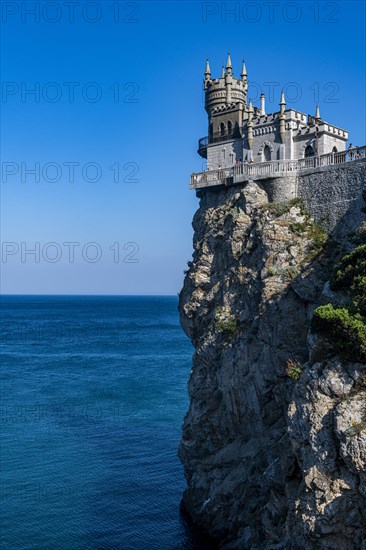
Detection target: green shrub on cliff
<box><xmin>331</xmin><ymin>244</ymin><xmax>366</xmax><ymax>316</ymax></box>
<box><xmin>312</xmin><ymin>244</ymin><xmax>366</xmax><ymax>362</ymax></box>
<box><xmin>289</xmin><ymin>219</ymin><xmax>329</xmax><ymax>260</ymax></box>
<box><xmin>288</xmin><ymin>221</ymin><xmax>308</xmax><ymax>234</ymax></box>
<box><xmin>331</xmin><ymin>245</ymin><xmax>366</xmax><ymax>288</ymax></box>
<box><xmin>307</xmin><ymin>223</ymin><xmax>329</xmax><ymax>253</ymax></box>
<box><xmin>311</xmin><ymin>245</ymin><xmax>366</xmax><ymax>361</ymax></box>
<box><xmin>215</xmin><ymin>307</ymin><xmax>238</xmax><ymax>338</ymax></box>
<box><xmin>312</xmin><ymin>304</ymin><xmax>366</xmax><ymax>362</ymax></box>
<box><xmin>286</xmin><ymin>358</ymin><xmax>302</xmax><ymax>380</ymax></box>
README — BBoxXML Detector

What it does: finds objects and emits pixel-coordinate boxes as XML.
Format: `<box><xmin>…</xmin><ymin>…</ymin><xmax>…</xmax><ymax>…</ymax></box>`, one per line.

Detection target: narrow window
<box><xmin>220</xmin><ymin>122</ymin><xmax>225</xmax><ymax>136</ymax></box>
<box><xmin>263</xmin><ymin>145</ymin><xmax>271</xmax><ymax>161</ymax></box>
<box><xmin>227</xmin><ymin>120</ymin><xmax>233</xmax><ymax>135</ymax></box>
<box><xmin>305</xmin><ymin>145</ymin><xmax>314</xmax><ymax>157</ymax></box>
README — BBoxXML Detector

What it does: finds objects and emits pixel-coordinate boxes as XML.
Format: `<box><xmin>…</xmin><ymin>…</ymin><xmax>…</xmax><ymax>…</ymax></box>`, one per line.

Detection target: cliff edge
<box><xmin>178</xmin><ymin>178</ymin><xmax>366</xmax><ymax>549</ymax></box>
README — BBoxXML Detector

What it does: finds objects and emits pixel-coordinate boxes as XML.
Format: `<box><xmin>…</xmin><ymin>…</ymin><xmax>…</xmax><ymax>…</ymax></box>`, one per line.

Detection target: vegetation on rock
<box><xmin>348</xmin><ymin>413</ymin><xmax>366</xmax><ymax>437</ymax></box>
<box><xmin>264</xmin><ymin>197</ymin><xmax>306</xmax><ymax>218</ymax></box>
<box><xmin>331</xmin><ymin>244</ymin><xmax>366</xmax><ymax>316</ymax></box>
<box><xmin>286</xmin><ymin>358</ymin><xmax>302</xmax><ymax>380</ymax></box>
<box><xmin>264</xmin><ymin>198</ymin><xmax>329</xmax><ymax>260</ymax></box>
<box><xmin>312</xmin><ymin>304</ymin><xmax>366</xmax><ymax>362</ymax></box>
<box><xmin>215</xmin><ymin>307</ymin><xmax>238</xmax><ymax>337</ymax></box>
<box><xmin>312</xmin><ymin>244</ymin><xmax>366</xmax><ymax>362</ymax></box>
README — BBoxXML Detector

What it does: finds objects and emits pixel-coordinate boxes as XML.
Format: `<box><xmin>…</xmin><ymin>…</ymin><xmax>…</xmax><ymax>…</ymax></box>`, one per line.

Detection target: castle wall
<box><xmin>296</xmin><ymin>160</ymin><xmax>366</xmax><ymax>234</ymax></box>
<box><xmin>253</xmin><ymin>161</ymin><xmax>366</xmax><ymax>235</ymax></box>
<box><xmin>211</xmin><ymin>107</ymin><xmax>243</xmax><ymax>135</ymax></box>
<box><xmin>293</xmin><ymin>134</ymin><xmax>317</xmax><ymax>159</ymax></box>
<box><xmin>206</xmin><ymin>112</ymin><xmax>349</xmax><ymax>165</ymax></box>
<box><xmin>257</xmin><ymin>176</ymin><xmax>297</xmax><ymax>203</ymax></box>
<box><xmin>319</xmin><ymin>133</ymin><xmax>348</xmax><ymax>155</ymax></box>
<box><xmin>207</xmin><ymin>139</ymin><xmax>243</xmax><ymax>168</ymax></box>
<box><xmin>251</xmin><ymin>123</ymin><xmax>282</xmax><ymax>161</ymax></box>
<box><xmin>242</xmin><ymin>122</ymin><xmax>281</xmax><ymax>162</ymax></box>
<box><xmin>241</xmin><ymin>126</ymin><xmax>348</xmax><ymax>163</ymax></box>
<box><xmin>243</xmin><ymin>119</ymin><xmax>298</xmax><ymax>161</ymax></box>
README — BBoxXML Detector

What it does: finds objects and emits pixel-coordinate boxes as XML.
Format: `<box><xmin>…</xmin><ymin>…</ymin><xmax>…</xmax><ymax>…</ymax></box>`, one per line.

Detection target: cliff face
<box><xmin>178</xmin><ymin>180</ymin><xmax>366</xmax><ymax>549</ymax></box>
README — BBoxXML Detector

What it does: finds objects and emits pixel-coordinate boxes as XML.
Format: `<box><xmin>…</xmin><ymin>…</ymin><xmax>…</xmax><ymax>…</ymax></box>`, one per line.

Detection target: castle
<box><xmin>190</xmin><ymin>55</ymin><xmax>365</xmax><ymax>233</ymax></box>
<box><xmin>199</xmin><ymin>54</ymin><xmax>348</xmax><ymax>171</ymax></box>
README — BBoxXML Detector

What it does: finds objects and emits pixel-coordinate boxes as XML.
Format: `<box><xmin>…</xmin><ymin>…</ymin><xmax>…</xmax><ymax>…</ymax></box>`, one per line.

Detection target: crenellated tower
<box><xmin>200</xmin><ymin>54</ymin><xmax>248</xmax><ymax>166</ymax></box>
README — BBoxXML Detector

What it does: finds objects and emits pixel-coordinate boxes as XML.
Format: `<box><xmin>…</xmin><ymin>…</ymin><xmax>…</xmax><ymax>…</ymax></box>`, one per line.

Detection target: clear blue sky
<box><xmin>1</xmin><ymin>0</ymin><xmax>365</xmax><ymax>294</ymax></box>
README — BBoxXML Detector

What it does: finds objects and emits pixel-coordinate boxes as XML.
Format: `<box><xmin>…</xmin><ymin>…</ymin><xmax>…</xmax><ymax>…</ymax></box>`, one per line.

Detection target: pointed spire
<box><xmin>241</xmin><ymin>60</ymin><xmax>247</xmax><ymax>79</ymax></box>
<box><xmin>226</xmin><ymin>52</ymin><xmax>232</xmax><ymax>73</ymax></box>
<box><xmin>279</xmin><ymin>90</ymin><xmax>286</xmax><ymax>142</ymax></box>
<box><xmin>204</xmin><ymin>59</ymin><xmax>211</xmax><ymax>79</ymax></box>
<box><xmin>260</xmin><ymin>93</ymin><xmax>265</xmax><ymax>115</ymax></box>
<box><xmin>221</xmin><ymin>65</ymin><xmax>225</xmax><ymax>78</ymax></box>
<box><xmin>248</xmin><ymin>99</ymin><xmax>253</xmax><ymax>113</ymax></box>
<box><xmin>315</xmin><ymin>103</ymin><xmax>320</xmax><ymax>119</ymax></box>
<box><xmin>280</xmin><ymin>88</ymin><xmax>286</xmax><ymax>105</ymax></box>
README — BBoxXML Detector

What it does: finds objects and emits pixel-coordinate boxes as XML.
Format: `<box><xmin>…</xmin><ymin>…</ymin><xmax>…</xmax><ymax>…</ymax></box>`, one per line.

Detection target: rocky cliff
<box><xmin>178</xmin><ymin>179</ymin><xmax>366</xmax><ymax>549</ymax></box>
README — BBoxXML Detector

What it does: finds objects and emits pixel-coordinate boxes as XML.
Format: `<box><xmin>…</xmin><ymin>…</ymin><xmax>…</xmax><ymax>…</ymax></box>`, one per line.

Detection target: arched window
<box><xmin>209</xmin><ymin>123</ymin><xmax>213</xmax><ymax>140</ymax></box>
<box><xmin>305</xmin><ymin>145</ymin><xmax>314</xmax><ymax>158</ymax></box>
<box><xmin>263</xmin><ymin>145</ymin><xmax>271</xmax><ymax>161</ymax></box>
<box><xmin>220</xmin><ymin>122</ymin><xmax>225</xmax><ymax>136</ymax></box>
<box><xmin>332</xmin><ymin>146</ymin><xmax>338</xmax><ymax>153</ymax></box>
<box><xmin>227</xmin><ymin>120</ymin><xmax>233</xmax><ymax>135</ymax></box>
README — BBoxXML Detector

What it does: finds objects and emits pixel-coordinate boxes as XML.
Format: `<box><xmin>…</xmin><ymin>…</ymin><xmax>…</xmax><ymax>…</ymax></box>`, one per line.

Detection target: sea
<box><xmin>0</xmin><ymin>295</ymin><xmax>215</xmax><ymax>550</ymax></box>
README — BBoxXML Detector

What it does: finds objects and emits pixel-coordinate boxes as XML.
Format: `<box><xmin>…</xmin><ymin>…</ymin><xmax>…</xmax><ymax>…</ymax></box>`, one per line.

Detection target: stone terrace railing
<box><xmin>190</xmin><ymin>145</ymin><xmax>366</xmax><ymax>190</ymax></box>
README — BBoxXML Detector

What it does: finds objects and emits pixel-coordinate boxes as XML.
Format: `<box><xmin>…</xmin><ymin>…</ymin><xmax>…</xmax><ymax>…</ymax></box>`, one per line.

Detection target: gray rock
<box><xmin>179</xmin><ymin>186</ymin><xmax>366</xmax><ymax>548</ymax></box>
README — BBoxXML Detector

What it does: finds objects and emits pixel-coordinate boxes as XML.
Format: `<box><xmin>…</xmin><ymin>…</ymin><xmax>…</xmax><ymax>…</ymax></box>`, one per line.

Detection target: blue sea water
<box><xmin>0</xmin><ymin>296</ymin><xmax>214</xmax><ymax>550</ymax></box>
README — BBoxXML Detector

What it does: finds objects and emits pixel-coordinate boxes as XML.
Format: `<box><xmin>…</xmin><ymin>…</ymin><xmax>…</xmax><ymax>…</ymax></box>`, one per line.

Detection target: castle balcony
<box><xmin>198</xmin><ymin>128</ymin><xmax>242</xmax><ymax>158</ymax></box>
<box><xmin>198</xmin><ymin>136</ymin><xmax>209</xmax><ymax>158</ymax></box>
<box><xmin>190</xmin><ymin>145</ymin><xmax>366</xmax><ymax>190</ymax></box>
